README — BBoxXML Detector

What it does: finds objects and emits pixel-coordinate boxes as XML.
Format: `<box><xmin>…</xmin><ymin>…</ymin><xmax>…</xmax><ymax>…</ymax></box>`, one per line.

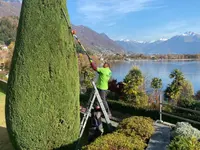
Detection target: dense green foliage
<box><xmin>5</xmin><ymin>1</ymin><xmax>80</xmax><ymax>149</ymax></box>
<box><xmin>82</xmin><ymin>132</ymin><xmax>146</xmax><ymax>150</ymax></box>
<box><xmin>0</xmin><ymin>16</ymin><xmax>18</xmax><ymax>44</ymax></box>
<box><xmin>177</xmin><ymin>80</ymin><xmax>195</xmax><ymax>107</ymax></box>
<box><xmin>106</xmin><ymin>99</ymin><xmax>200</xmax><ymax>129</ymax></box>
<box><xmin>80</xmin><ymin>66</ymin><xmax>95</xmax><ymax>89</ymax></box>
<box><xmin>168</xmin><ymin>136</ymin><xmax>200</xmax><ymax>150</ymax></box>
<box><xmin>123</xmin><ymin>66</ymin><xmax>148</xmax><ymax>108</ymax></box>
<box><xmin>164</xmin><ymin>69</ymin><xmax>185</xmax><ymax>102</ymax></box>
<box><xmin>83</xmin><ymin>116</ymin><xmax>152</xmax><ymax>150</ymax></box>
<box><xmin>164</xmin><ymin>69</ymin><xmax>195</xmax><ymax>107</ymax></box>
<box><xmin>117</xmin><ymin>116</ymin><xmax>154</xmax><ymax>140</ymax></box>
<box><xmin>151</xmin><ymin>77</ymin><xmax>162</xmax><ymax>89</ymax></box>
<box><xmin>107</xmin><ymin>99</ymin><xmax>159</xmax><ymax>119</ymax></box>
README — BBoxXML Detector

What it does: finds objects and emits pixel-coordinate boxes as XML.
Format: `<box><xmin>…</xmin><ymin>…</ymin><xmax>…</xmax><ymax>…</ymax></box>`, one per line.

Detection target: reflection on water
<box><xmin>110</xmin><ymin>60</ymin><xmax>200</xmax><ymax>93</ymax></box>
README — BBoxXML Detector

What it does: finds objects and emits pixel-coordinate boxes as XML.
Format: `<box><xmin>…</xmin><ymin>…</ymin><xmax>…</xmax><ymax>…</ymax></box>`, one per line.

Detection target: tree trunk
<box><xmin>5</xmin><ymin>0</ymin><xmax>80</xmax><ymax>149</ymax></box>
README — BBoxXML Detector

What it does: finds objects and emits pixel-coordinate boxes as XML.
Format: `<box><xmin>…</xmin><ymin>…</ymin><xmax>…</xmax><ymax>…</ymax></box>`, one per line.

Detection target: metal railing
<box><xmin>159</xmin><ymin>94</ymin><xmax>200</xmax><ymax>126</ymax></box>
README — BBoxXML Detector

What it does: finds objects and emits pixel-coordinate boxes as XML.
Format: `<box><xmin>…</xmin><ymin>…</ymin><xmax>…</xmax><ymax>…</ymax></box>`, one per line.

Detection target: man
<box><xmin>88</xmin><ymin>107</ymin><xmax>103</xmax><ymax>143</ymax></box>
<box><xmin>90</xmin><ymin>60</ymin><xmax>112</xmax><ymax>116</ymax></box>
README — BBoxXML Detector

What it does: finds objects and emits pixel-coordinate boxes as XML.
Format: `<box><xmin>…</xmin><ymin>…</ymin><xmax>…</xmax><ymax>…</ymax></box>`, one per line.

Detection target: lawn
<box><xmin>0</xmin><ymin>92</ymin><xmax>13</xmax><ymax>150</ymax></box>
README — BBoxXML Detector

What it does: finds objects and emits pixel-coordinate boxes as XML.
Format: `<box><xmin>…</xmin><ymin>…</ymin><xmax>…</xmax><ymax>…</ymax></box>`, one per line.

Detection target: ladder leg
<box><xmin>79</xmin><ymin>93</ymin><xmax>96</xmax><ymax>138</ymax></box>
<box><xmin>80</xmin><ymin>90</ymin><xmax>94</xmax><ymax>131</ymax></box>
<box><xmin>96</xmin><ymin>93</ymin><xmax>111</xmax><ymax>126</ymax></box>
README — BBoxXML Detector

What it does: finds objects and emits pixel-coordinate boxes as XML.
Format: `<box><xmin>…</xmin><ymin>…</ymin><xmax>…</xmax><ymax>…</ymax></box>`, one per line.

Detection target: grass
<box><xmin>0</xmin><ymin>92</ymin><xmax>14</xmax><ymax>150</ymax></box>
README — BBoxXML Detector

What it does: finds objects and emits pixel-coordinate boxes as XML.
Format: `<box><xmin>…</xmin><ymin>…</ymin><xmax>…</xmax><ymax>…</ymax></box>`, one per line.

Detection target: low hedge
<box><xmin>82</xmin><ymin>131</ymin><xmax>146</xmax><ymax>150</ymax></box>
<box><xmin>168</xmin><ymin>136</ymin><xmax>200</xmax><ymax>150</ymax></box>
<box><xmin>108</xmin><ymin>100</ymin><xmax>200</xmax><ymax>128</ymax></box>
<box><xmin>80</xmin><ymin>94</ymin><xmax>200</xmax><ymax>129</ymax></box>
<box><xmin>117</xmin><ymin>116</ymin><xmax>155</xmax><ymax>141</ymax></box>
<box><xmin>108</xmin><ymin>100</ymin><xmax>159</xmax><ymax>120</ymax></box>
<box><xmin>83</xmin><ymin>116</ymin><xmax>154</xmax><ymax>150</ymax></box>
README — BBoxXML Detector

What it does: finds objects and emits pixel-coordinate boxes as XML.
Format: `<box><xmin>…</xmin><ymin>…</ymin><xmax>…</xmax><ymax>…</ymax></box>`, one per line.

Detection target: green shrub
<box><xmin>172</xmin><ymin>122</ymin><xmax>200</xmax><ymax>139</ymax></box>
<box><xmin>117</xmin><ymin>116</ymin><xmax>155</xmax><ymax>140</ymax></box>
<box><xmin>133</xmin><ymin>92</ymin><xmax>149</xmax><ymax>108</ymax></box>
<box><xmin>168</xmin><ymin>136</ymin><xmax>200</xmax><ymax>150</ymax></box>
<box><xmin>123</xmin><ymin>66</ymin><xmax>149</xmax><ymax>108</ymax></box>
<box><xmin>82</xmin><ymin>132</ymin><xmax>146</xmax><ymax>150</ymax></box>
<box><xmin>6</xmin><ymin>1</ymin><xmax>79</xmax><ymax>149</ymax></box>
<box><xmin>107</xmin><ymin>99</ymin><xmax>159</xmax><ymax>120</ymax></box>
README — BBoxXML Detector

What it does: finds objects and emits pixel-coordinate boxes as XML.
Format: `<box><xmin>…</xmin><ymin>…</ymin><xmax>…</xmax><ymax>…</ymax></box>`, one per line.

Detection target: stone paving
<box><xmin>146</xmin><ymin>122</ymin><xmax>171</xmax><ymax>150</ymax></box>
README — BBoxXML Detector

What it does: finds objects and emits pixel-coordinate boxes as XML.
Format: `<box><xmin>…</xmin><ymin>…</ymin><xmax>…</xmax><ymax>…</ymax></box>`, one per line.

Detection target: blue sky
<box><xmin>67</xmin><ymin>0</ymin><xmax>200</xmax><ymax>41</ymax></box>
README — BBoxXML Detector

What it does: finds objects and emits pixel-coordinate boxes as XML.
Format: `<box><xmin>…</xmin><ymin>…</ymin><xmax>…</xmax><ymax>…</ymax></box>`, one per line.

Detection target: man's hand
<box><xmin>90</xmin><ymin>59</ymin><xmax>97</xmax><ymax>71</ymax></box>
<box><xmin>89</xmin><ymin>58</ymin><xmax>93</xmax><ymax>63</ymax></box>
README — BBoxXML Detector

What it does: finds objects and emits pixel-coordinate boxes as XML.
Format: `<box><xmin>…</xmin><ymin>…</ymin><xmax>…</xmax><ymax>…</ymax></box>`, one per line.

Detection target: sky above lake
<box><xmin>67</xmin><ymin>0</ymin><xmax>200</xmax><ymax>41</ymax></box>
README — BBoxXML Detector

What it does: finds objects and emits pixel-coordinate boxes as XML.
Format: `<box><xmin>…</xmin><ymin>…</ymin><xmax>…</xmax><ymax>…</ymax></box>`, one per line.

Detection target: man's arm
<box><xmin>90</xmin><ymin>59</ymin><xmax>97</xmax><ymax>71</ymax></box>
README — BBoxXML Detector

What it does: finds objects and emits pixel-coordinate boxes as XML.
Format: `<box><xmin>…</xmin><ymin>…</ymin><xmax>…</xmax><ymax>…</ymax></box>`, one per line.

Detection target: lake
<box><xmin>110</xmin><ymin>60</ymin><xmax>200</xmax><ymax>93</ymax></box>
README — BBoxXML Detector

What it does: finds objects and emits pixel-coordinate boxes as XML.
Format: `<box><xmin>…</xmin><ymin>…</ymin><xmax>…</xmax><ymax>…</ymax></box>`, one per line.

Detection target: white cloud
<box><xmin>105</xmin><ymin>22</ymin><xmax>116</xmax><ymax>27</ymax></box>
<box><xmin>76</xmin><ymin>0</ymin><xmax>163</xmax><ymax>24</ymax></box>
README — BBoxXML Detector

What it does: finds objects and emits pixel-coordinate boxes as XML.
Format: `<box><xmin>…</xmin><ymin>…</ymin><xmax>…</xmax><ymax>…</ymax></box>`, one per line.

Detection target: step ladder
<box><xmin>79</xmin><ymin>81</ymin><xmax>112</xmax><ymax>138</ymax></box>
<box><xmin>76</xmin><ymin>81</ymin><xmax>112</xmax><ymax>149</ymax></box>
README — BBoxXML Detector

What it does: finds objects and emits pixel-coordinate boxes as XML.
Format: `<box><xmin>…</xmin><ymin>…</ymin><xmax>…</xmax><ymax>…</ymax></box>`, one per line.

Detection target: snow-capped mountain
<box><xmin>116</xmin><ymin>32</ymin><xmax>200</xmax><ymax>54</ymax></box>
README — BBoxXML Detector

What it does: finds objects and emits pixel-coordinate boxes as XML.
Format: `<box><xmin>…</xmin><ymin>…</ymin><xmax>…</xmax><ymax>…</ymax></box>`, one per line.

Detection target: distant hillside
<box><xmin>0</xmin><ymin>0</ymin><xmax>21</xmax><ymax>17</ymax></box>
<box><xmin>72</xmin><ymin>25</ymin><xmax>125</xmax><ymax>54</ymax></box>
<box><xmin>0</xmin><ymin>15</ymin><xmax>125</xmax><ymax>54</ymax></box>
<box><xmin>116</xmin><ymin>32</ymin><xmax>200</xmax><ymax>54</ymax></box>
<box><xmin>0</xmin><ymin>16</ymin><xmax>19</xmax><ymax>44</ymax></box>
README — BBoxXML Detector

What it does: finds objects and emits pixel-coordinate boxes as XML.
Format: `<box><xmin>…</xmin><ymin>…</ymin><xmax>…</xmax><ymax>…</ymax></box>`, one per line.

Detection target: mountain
<box><xmin>0</xmin><ymin>0</ymin><xmax>125</xmax><ymax>54</ymax></box>
<box><xmin>0</xmin><ymin>0</ymin><xmax>21</xmax><ymax>17</ymax></box>
<box><xmin>116</xmin><ymin>32</ymin><xmax>200</xmax><ymax>54</ymax></box>
<box><xmin>72</xmin><ymin>25</ymin><xmax>125</xmax><ymax>54</ymax></box>
<box><xmin>3</xmin><ymin>0</ymin><xmax>21</xmax><ymax>2</ymax></box>
<box><xmin>1</xmin><ymin>1</ymin><xmax>200</xmax><ymax>55</ymax></box>
<box><xmin>116</xmin><ymin>40</ymin><xmax>149</xmax><ymax>54</ymax></box>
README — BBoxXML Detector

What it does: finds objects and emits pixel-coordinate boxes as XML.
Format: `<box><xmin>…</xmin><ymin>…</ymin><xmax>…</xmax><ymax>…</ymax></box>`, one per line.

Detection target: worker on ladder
<box><xmin>90</xmin><ymin>59</ymin><xmax>112</xmax><ymax>117</ymax></box>
<box><xmin>87</xmin><ymin>59</ymin><xmax>112</xmax><ymax>143</ymax></box>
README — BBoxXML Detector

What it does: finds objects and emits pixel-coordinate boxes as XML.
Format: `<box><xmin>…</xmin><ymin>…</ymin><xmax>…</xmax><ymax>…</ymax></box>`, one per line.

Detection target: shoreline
<box><xmin>108</xmin><ymin>58</ymin><xmax>200</xmax><ymax>62</ymax></box>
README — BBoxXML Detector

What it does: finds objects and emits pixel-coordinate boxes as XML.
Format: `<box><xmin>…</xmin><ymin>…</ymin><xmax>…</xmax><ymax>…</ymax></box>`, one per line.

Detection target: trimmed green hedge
<box><xmin>108</xmin><ymin>100</ymin><xmax>159</xmax><ymax>120</ymax></box>
<box><xmin>83</xmin><ymin>116</ymin><xmax>155</xmax><ymax>149</ymax></box>
<box><xmin>82</xmin><ymin>132</ymin><xmax>146</xmax><ymax>150</ymax></box>
<box><xmin>108</xmin><ymin>100</ymin><xmax>200</xmax><ymax>128</ymax></box>
<box><xmin>80</xmin><ymin>94</ymin><xmax>200</xmax><ymax>129</ymax></box>
<box><xmin>117</xmin><ymin>116</ymin><xmax>155</xmax><ymax>141</ymax></box>
<box><xmin>6</xmin><ymin>1</ymin><xmax>80</xmax><ymax>150</ymax></box>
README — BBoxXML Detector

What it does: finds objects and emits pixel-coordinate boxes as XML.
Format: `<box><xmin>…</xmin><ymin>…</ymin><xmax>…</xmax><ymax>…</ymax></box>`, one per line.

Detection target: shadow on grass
<box><xmin>0</xmin><ymin>126</ymin><xmax>14</xmax><ymax>150</ymax></box>
<box><xmin>0</xmin><ymin>80</ymin><xmax>7</xmax><ymax>95</ymax></box>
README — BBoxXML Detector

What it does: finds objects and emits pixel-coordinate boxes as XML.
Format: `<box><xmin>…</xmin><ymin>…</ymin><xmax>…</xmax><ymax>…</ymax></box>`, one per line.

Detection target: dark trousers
<box><xmin>98</xmin><ymin>89</ymin><xmax>111</xmax><ymax>115</ymax></box>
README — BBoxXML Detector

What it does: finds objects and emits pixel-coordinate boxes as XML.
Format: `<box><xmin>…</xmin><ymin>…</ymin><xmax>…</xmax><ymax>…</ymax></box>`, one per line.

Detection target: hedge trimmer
<box><xmin>61</xmin><ymin>8</ymin><xmax>92</xmax><ymax>62</ymax></box>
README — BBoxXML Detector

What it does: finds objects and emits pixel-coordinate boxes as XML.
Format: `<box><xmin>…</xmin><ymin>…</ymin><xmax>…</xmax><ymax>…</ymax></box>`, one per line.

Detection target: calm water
<box><xmin>110</xmin><ymin>60</ymin><xmax>200</xmax><ymax>93</ymax></box>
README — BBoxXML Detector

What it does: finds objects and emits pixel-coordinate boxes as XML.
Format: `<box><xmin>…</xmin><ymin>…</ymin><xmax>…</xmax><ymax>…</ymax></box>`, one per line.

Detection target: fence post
<box><xmin>159</xmin><ymin>92</ymin><xmax>163</xmax><ymax>122</ymax></box>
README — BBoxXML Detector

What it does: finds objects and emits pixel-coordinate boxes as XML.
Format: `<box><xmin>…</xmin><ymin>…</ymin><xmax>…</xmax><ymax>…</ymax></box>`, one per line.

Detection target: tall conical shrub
<box><xmin>5</xmin><ymin>0</ymin><xmax>80</xmax><ymax>149</ymax></box>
